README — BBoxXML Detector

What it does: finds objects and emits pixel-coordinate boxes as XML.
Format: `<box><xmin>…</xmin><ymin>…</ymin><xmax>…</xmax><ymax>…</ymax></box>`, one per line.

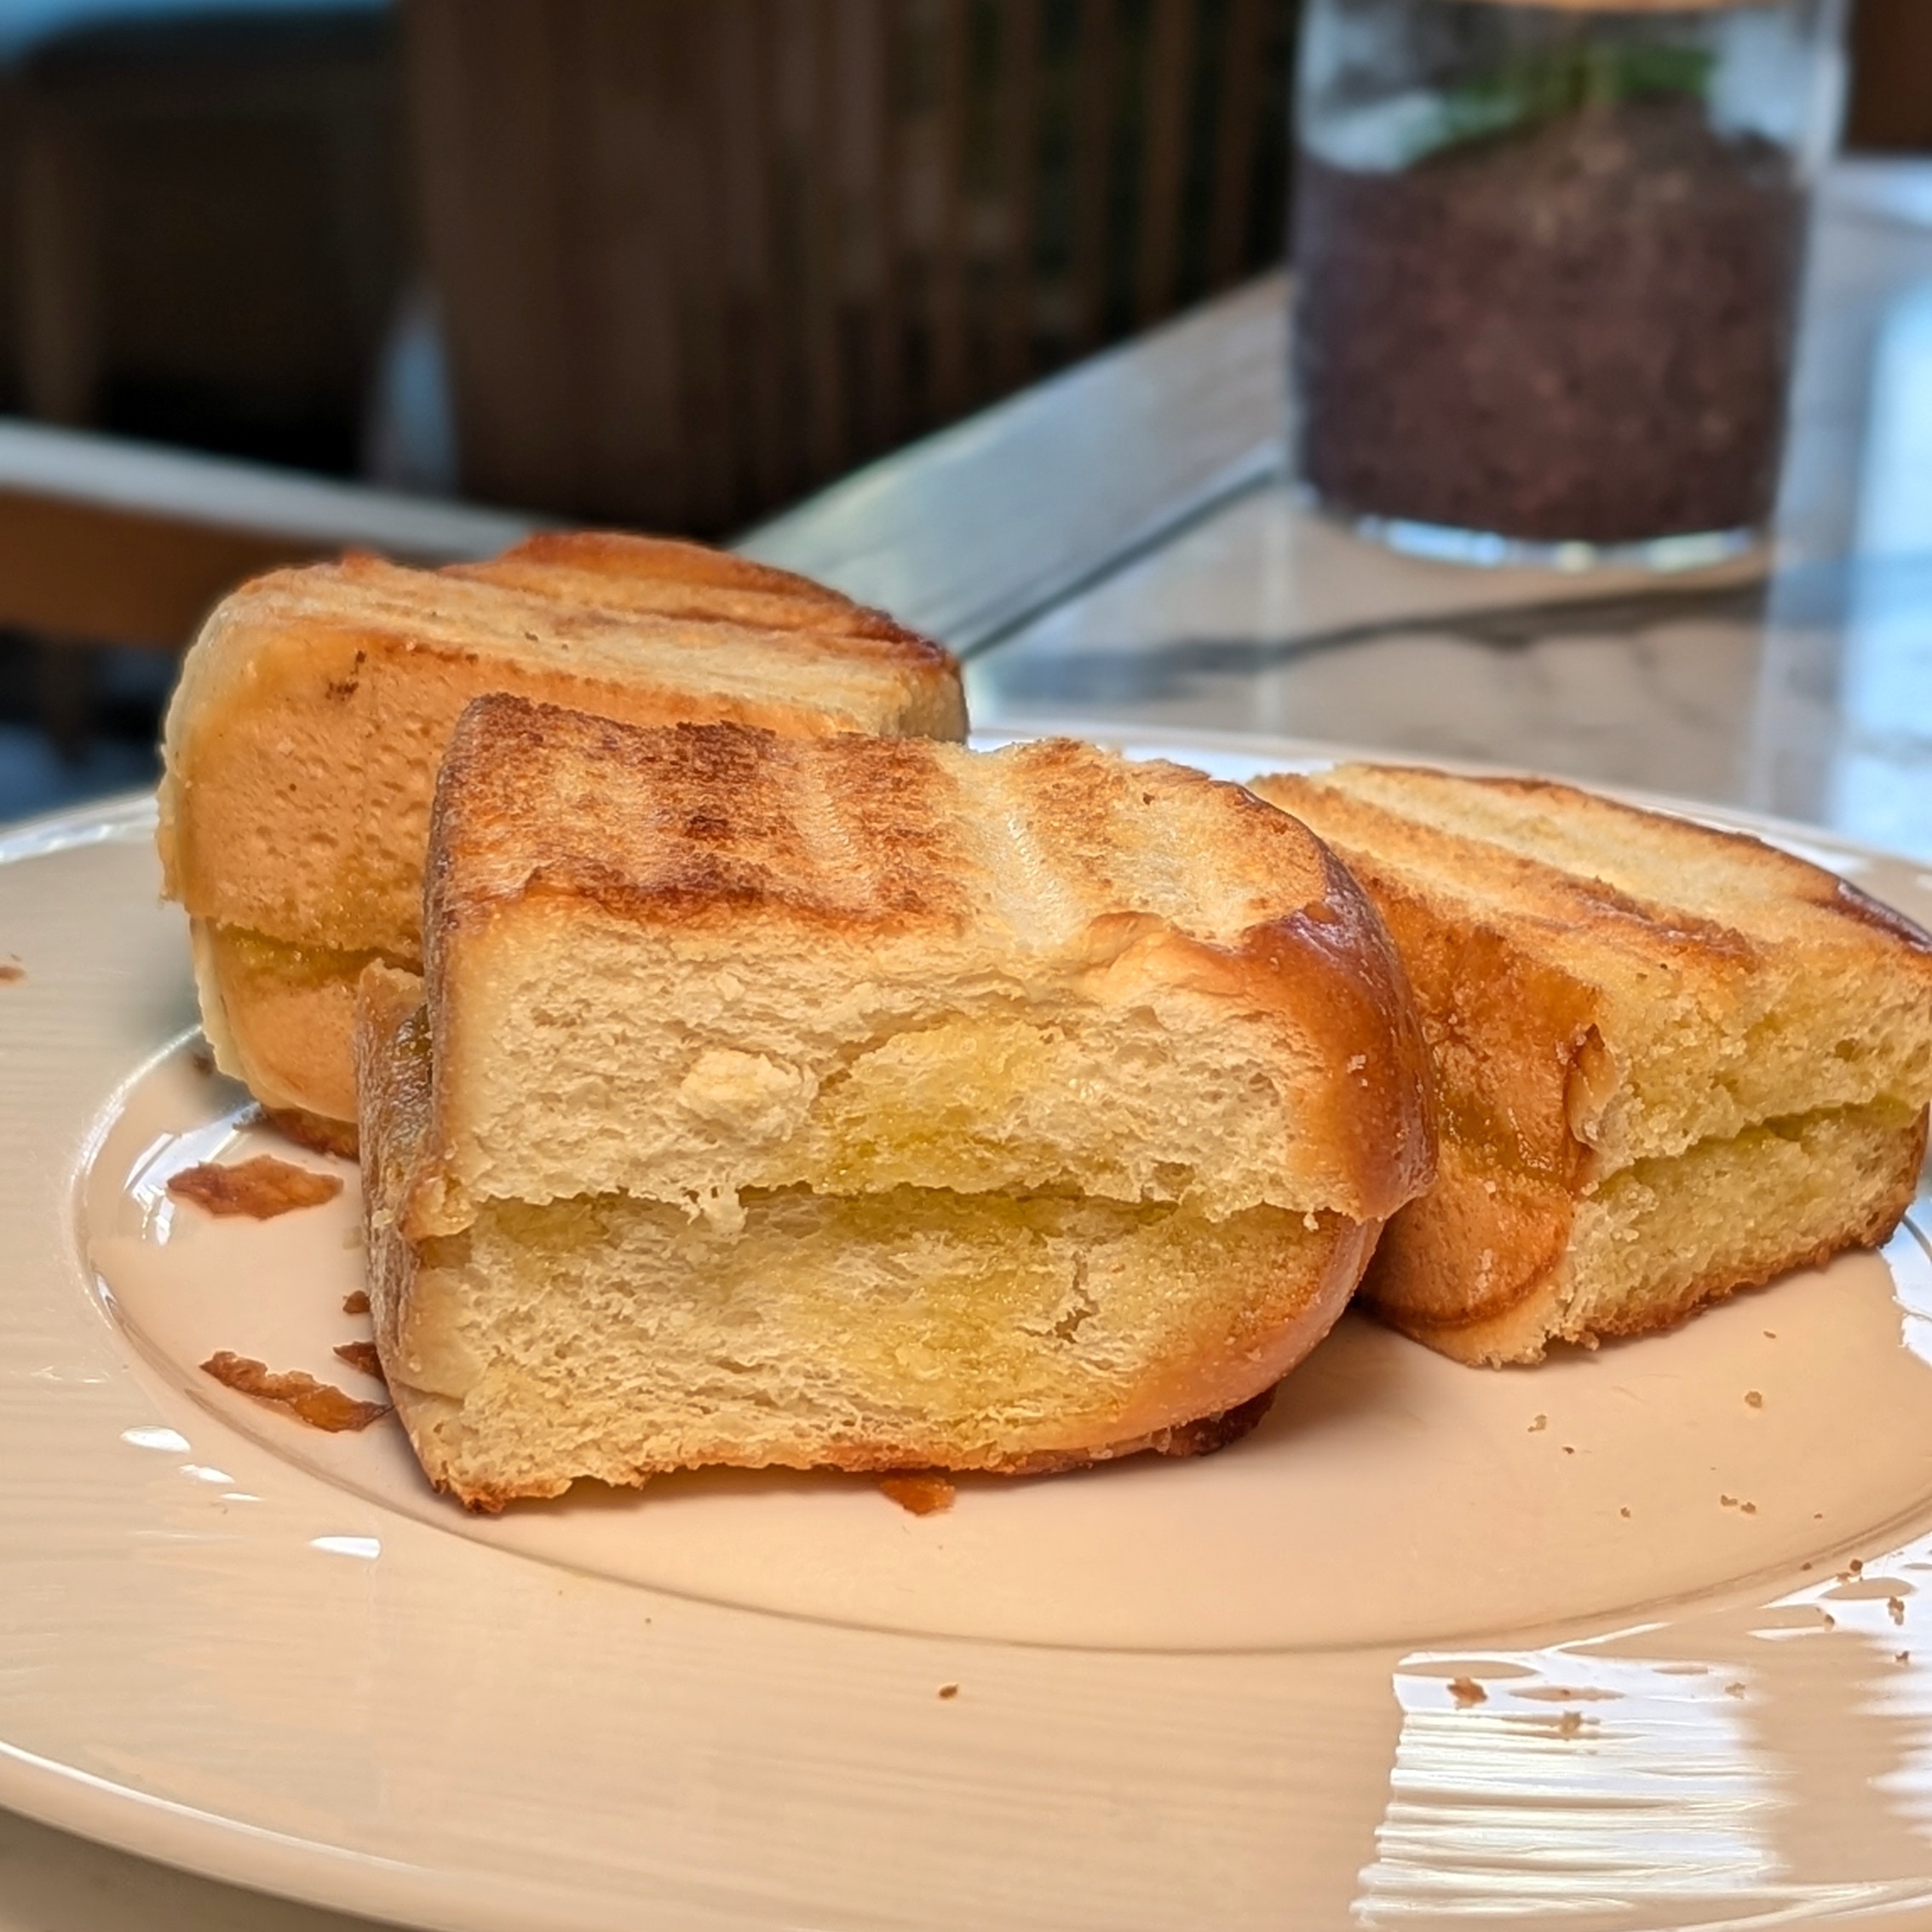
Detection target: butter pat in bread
<box><xmin>158</xmin><ymin>533</ymin><xmax>964</xmax><ymax>1143</ymax></box>
<box><xmin>1252</xmin><ymin>764</ymin><xmax>1932</xmax><ymax>1365</ymax></box>
<box><xmin>358</xmin><ymin>702</ymin><xmax>1435</xmax><ymax>1507</ymax></box>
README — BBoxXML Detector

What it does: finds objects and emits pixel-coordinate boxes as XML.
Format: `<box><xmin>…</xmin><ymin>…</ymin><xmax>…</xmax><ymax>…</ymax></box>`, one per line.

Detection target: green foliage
<box><xmin>1434</xmin><ymin>37</ymin><xmax>1716</xmax><ymax>152</ymax></box>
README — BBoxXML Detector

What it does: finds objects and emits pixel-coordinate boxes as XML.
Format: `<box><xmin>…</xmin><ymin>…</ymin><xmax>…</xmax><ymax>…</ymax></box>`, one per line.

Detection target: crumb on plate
<box><xmin>879</xmin><ymin>1473</ymin><xmax>956</xmax><ymax>1516</ymax></box>
<box><xmin>201</xmin><ymin>1352</ymin><xmax>388</xmax><ymax>1431</ymax></box>
<box><xmin>342</xmin><ymin>1289</ymin><xmax>371</xmax><ymax>1315</ymax></box>
<box><xmin>333</xmin><ymin>1340</ymin><xmax>384</xmax><ymax>1380</ymax></box>
<box><xmin>168</xmin><ymin>1156</ymin><xmax>342</xmax><ymax>1219</ymax></box>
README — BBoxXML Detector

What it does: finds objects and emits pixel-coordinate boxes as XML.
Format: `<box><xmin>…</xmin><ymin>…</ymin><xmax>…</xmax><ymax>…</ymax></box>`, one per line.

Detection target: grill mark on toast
<box><xmin>436</xmin><ymin>702</ymin><xmax>973</xmax><ymax>934</ymax></box>
<box><xmin>1261</xmin><ymin>775</ymin><xmax>1763</xmax><ymax>969</ymax></box>
<box><xmin>1307</xmin><ymin>766</ymin><xmax>1932</xmax><ymax>949</ymax></box>
<box><xmin>211</xmin><ymin>549</ymin><xmax>953</xmax><ymax>723</ymax></box>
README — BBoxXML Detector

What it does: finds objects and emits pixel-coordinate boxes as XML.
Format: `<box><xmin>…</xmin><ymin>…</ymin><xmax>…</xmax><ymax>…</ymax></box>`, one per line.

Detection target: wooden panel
<box><xmin>837</xmin><ymin>0</ymin><xmax>905</xmax><ymax>461</ymax></box>
<box><xmin>15</xmin><ymin>109</ymin><xmax>103</xmax><ymax>427</ymax></box>
<box><xmin>1206</xmin><ymin>0</ymin><xmax>1268</xmax><ymax>285</ymax></box>
<box><xmin>659</xmin><ymin>4</ymin><xmax>737</xmax><ymax>532</ymax></box>
<box><xmin>574</xmin><ymin>3</ymin><xmax>685</xmax><ymax>530</ymax></box>
<box><xmin>1849</xmin><ymin>0</ymin><xmax>1932</xmax><ymax>152</ymax></box>
<box><xmin>709</xmin><ymin>0</ymin><xmax>791</xmax><ymax>515</ymax></box>
<box><xmin>405</xmin><ymin>0</ymin><xmax>1297</xmax><ymax>533</ymax></box>
<box><xmin>1135</xmin><ymin>0</ymin><xmax>1196</xmax><ymax>326</ymax></box>
<box><xmin>0</xmin><ymin>417</ymin><xmax>530</xmax><ymax>647</ymax></box>
<box><xmin>742</xmin><ymin>270</ymin><xmax>1286</xmax><ymax>649</ymax></box>
<box><xmin>0</xmin><ymin>493</ymin><xmax>322</xmax><ymax>647</ymax></box>
<box><xmin>407</xmin><ymin>0</ymin><xmax>584</xmax><ymax>511</ymax></box>
<box><xmin>925</xmin><ymin>0</ymin><xmax>972</xmax><ymax>422</ymax></box>
<box><xmin>992</xmin><ymin>0</ymin><xmax>1044</xmax><ymax>393</ymax></box>
<box><xmin>1067</xmin><ymin>0</ymin><xmax>1120</xmax><ymax>355</ymax></box>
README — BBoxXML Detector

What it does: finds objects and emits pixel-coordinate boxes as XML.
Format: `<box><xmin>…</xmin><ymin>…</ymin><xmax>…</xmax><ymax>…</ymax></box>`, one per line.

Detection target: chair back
<box><xmin>405</xmin><ymin>0</ymin><xmax>1291</xmax><ymax>533</ymax></box>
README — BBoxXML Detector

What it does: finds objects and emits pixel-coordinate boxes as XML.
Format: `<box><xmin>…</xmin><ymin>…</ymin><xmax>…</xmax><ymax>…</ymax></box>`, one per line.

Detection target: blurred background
<box><xmin>0</xmin><ymin>0</ymin><xmax>1922</xmax><ymax>819</ymax></box>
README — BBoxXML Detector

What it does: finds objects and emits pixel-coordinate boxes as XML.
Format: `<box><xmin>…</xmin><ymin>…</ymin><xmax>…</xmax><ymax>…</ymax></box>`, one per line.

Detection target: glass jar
<box><xmin>1290</xmin><ymin>0</ymin><xmax>1847</xmax><ymax>569</ymax></box>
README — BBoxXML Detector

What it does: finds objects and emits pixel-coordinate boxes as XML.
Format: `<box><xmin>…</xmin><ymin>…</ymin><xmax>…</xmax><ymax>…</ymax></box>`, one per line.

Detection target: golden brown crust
<box><xmin>1381</xmin><ymin>1107</ymin><xmax>1929</xmax><ymax>1366</ymax></box>
<box><xmin>992</xmin><ymin>1387</ymin><xmax>1279</xmax><ymax>1477</ymax></box>
<box><xmin>1360</xmin><ymin>1136</ymin><xmax>1576</xmax><ymax>1345</ymax></box>
<box><xmin>423</xmin><ymin>698</ymin><xmax>976</xmax><ymax>946</ymax></box>
<box><xmin>1256</xmin><ymin>763</ymin><xmax>1932</xmax><ymax>1365</ymax></box>
<box><xmin>333</xmin><ymin>1339</ymin><xmax>385</xmax><ymax>1381</ymax></box>
<box><xmin>877</xmin><ymin>1474</ymin><xmax>956</xmax><ymax>1515</ymax></box>
<box><xmin>1256</xmin><ymin>767</ymin><xmax>1932</xmax><ymax>980</ymax></box>
<box><xmin>191</xmin><ymin>918</ymin><xmax>378</xmax><ymax>1130</ymax></box>
<box><xmin>262</xmin><ymin>1105</ymin><xmax>362</xmax><ymax>1162</ymax></box>
<box><xmin>378</xmin><ymin>1276</ymin><xmax>1334</xmax><ymax>1510</ymax></box>
<box><xmin>418</xmin><ymin>700</ymin><xmax>1436</xmax><ymax>1227</ymax></box>
<box><xmin>1225</xmin><ymin>843</ymin><xmax>1438</xmax><ymax>1222</ymax></box>
<box><xmin>353</xmin><ymin>961</ymin><xmax>431</xmax><ymax>1390</ymax></box>
<box><xmin>158</xmin><ymin>533</ymin><xmax>963</xmax><ymax>1127</ymax></box>
<box><xmin>158</xmin><ymin>539</ymin><xmax>964</xmax><ymax>954</ymax></box>
<box><xmin>453</xmin><ymin>531</ymin><xmax>936</xmax><ymax>654</ymax></box>
<box><xmin>379</xmin><ymin>1205</ymin><xmax>1371</xmax><ymax>1510</ymax></box>
<box><xmin>431</xmin><ymin>1384</ymin><xmax>1293</xmax><ymax>1512</ymax></box>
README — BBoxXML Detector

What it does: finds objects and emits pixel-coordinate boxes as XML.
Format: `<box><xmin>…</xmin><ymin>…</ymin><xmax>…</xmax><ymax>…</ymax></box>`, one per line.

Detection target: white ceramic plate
<box><xmin>9</xmin><ymin>728</ymin><xmax>1932</xmax><ymax>1932</ymax></box>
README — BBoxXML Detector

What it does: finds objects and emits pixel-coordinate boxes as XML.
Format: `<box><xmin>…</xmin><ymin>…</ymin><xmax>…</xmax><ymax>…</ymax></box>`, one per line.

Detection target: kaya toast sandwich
<box><xmin>1252</xmin><ymin>764</ymin><xmax>1932</xmax><ymax>1365</ymax></box>
<box><xmin>158</xmin><ymin>532</ymin><xmax>964</xmax><ymax>1152</ymax></box>
<box><xmin>357</xmin><ymin>699</ymin><xmax>1435</xmax><ymax>1508</ymax></box>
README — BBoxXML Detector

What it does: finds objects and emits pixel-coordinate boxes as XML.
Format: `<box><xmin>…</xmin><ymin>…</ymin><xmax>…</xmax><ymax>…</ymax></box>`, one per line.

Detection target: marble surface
<box><xmin>970</xmin><ymin>161</ymin><xmax>1932</xmax><ymax>860</ymax></box>
<box><xmin>967</xmin><ymin>482</ymin><xmax>1770</xmax><ymax>802</ymax></box>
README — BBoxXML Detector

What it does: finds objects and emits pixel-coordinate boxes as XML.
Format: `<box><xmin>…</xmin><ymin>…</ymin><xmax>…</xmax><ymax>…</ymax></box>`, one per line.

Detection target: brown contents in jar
<box><xmin>1293</xmin><ymin>96</ymin><xmax>1804</xmax><ymax>545</ymax></box>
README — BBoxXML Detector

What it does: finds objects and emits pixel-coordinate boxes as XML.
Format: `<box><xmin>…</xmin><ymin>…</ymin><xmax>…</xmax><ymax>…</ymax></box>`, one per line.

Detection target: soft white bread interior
<box><xmin>410</xmin><ymin>699</ymin><xmax>1435</xmax><ymax>1240</ymax></box>
<box><xmin>1252</xmin><ymin>764</ymin><xmax>1932</xmax><ymax>1364</ymax></box>
<box><xmin>158</xmin><ymin>532</ymin><xmax>964</xmax><ymax>1141</ymax></box>
<box><xmin>359</xmin><ymin>708</ymin><xmax>1435</xmax><ymax>1508</ymax></box>
<box><xmin>361</xmin><ymin>969</ymin><xmax>1377</xmax><ymax>1508</ymax></box>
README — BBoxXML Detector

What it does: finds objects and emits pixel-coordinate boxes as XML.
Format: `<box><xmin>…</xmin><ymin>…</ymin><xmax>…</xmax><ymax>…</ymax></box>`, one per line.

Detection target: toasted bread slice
<box><xmin>359</xmin><ymin>968</ymin><xmax>1377</xmax><ymax>1508</ymax></box>
<box><xmin>407</xmin><ymin>699</ymin><xmax>1434</xmax><ymax>1239</ymax></box>
<box><xmin>449</xmin><ymin>530</ymin><xmax>917</xmax><ymax>639</ymax></box>
<box><xmin>159</xmin><ymin>535</ymin><xmax>964</xmax><ymax>1137</ymax></box>
<box><xmin>1252</xmin><ymin>764</ymin><xmax>1932</xmax><ymax>1364</ymax></box>
<box><xmin>354</xmin><ymin>708</ymin><xmax>1435</xmax><ymax>1506</ymax></box>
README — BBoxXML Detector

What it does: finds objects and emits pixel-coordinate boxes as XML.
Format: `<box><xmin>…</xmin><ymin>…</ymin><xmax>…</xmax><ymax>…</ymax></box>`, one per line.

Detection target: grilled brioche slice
<box><xmin>359</xmin><ymin>969</ymin><xmax>1381</xmax><ymax>1508</ymax></box>
<box><xmin>159</xmin><ymin>533</ymin><xmax>963</xmax><ymax>1140</ymax></box>
<box><xmin>407</xmin><ymin>699</ymin><xmax>1435</xmax><ymax>1239</ymax></box>
<box><xmin>1252</xmin><ymin>764</ymin><xmax>1932</xmax><ymax>1365</ymax></box>
<box><xmin>358</xmin><ymin>704</ymin><xmax>1435</xmax><ymax>1507</ymax></box>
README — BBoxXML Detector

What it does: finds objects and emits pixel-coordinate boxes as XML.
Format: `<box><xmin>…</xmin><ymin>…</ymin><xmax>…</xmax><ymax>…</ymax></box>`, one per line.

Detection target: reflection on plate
<box><xmin>6</xmin><ymin>737</ymin><xmax>1932</xmax><ymax>1932</ymax></box>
